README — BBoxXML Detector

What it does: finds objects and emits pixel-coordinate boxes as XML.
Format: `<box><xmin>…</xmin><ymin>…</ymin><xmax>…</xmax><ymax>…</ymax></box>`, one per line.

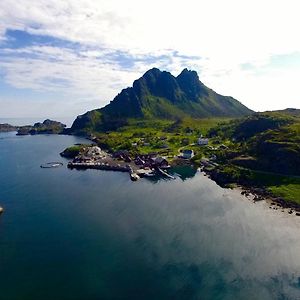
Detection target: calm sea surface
<box><xmin>0</xmin><ymin>132</ymin><xmax>300</xmax><ymax>300</ymax></box>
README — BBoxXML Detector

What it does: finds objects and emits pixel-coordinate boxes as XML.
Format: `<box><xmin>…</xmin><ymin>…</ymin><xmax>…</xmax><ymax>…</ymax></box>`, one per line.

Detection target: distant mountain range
<box><xmin>71</xmin><ymin>68</ymin><xmax>253</xmax><ymax>134</ymax></box>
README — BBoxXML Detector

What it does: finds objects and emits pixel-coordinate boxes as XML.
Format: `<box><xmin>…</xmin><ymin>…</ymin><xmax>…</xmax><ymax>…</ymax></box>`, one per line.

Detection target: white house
<box><xmin>182</xmin><ymin>149</ymin><xmax>194</xmax><ymax>159</ymax></box>
<box><xmin>197</xmin><ymin>138</ymin><xmax>209</xmax><ymax>145</ymax></box>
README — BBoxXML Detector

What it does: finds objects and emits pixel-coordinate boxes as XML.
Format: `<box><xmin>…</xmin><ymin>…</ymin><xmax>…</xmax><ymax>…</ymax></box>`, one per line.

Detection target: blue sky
<box><xmin>0</xmin><ymin>0</ymin><xmax>300</xmax><ymax>121</ymax></box>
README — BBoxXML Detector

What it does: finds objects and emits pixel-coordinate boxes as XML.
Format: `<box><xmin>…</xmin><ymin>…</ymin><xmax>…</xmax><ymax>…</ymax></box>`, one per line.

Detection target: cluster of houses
<box><xmin>72</xmin><ymin>146</ymin><xmax>107</xmax><ymax>163</ymax></box>
<box><xmin>178</xmin><ymin>137</ymin><xmax>209</xmax><ymax>159</ymax></box>
<box><xmin>113</xmin><ymin>150</ymin><xmax>169</xmax><ymax>169</ymax></box>
<box><xmin>72</xmin><ymin>133</ymin><xmax>220</xmax><ymax>170</ymax></box>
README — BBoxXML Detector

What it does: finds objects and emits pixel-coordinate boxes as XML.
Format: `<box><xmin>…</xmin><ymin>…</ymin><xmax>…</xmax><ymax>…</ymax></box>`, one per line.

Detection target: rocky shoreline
<box><xmin>201</xmin><ymin>165</ymin><xmax>300</xmax><ymax>216</ymax></box>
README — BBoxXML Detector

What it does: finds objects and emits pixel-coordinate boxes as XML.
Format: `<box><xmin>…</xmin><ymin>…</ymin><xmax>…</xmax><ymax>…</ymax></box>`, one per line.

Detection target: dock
<box><xmin>68</xmin><ymin>161</ymin><xmax>130</xmax><ymax>172</ymax></box>
<box><xmin>157</xmin><ymin>168</ymin><xmax>175</xmax><ymax>179</ymax></box>
<box><xmin>128</xmin><ymin>166</ymin><xmax>140</xmax><ymax>181</ymax></box>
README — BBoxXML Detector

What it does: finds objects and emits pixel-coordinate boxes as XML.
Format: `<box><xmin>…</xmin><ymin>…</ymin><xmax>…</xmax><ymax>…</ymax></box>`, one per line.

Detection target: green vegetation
<box><xmin>92</xmin><ymin>117</ymin><xmax>231</xmax><ymax>159</ymax></box>
<box><xmin>250</xmin><ymin>171</ymin><xmax>300</xmax><ymax>205</ymax></box>
<box><xmin>60</xmin><ymin>144</ymin><xmax>89</xmax><ymax>158</ymax></box>
<box><xmin>206</xmin><ymin>110</ymin><xmax>300</xmax><ymax>206</ymax></box>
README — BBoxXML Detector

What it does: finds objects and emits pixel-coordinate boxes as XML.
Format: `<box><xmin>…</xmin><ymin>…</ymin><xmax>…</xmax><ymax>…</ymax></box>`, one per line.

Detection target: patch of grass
<box><xmin>93</xmin><ymin>117</ymin><xmax>230</xmax><ymax>157</ymax></box>
<box><xmin>250</xmin><ymin>171</ymin><xmax>300</xmax><ymax>204</ymax></box>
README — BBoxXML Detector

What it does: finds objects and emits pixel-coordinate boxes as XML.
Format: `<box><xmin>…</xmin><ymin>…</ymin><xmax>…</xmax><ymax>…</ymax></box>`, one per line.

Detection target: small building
<box><xmin>113</xmin><ymin>150</ymin><xmax>130</xmax><ymax>159</ymax></box>
<box><xmin>151</xmin><ymin>157</ymin><xmax>169</xmax><ymax>168</ymax></box>
<box><xmin>87</xmin><ymin>146</ymin><xmax>102</xmax><ymax>156</ymax></box>
<box><xmin>197</xmin><ymin>138</ymin><xmax>209</xmax><ymax>146</ymax></box>
<box><xmin>134</xmin><ymin>156</ymin><xmax>145</xmax><ymax>166</ymax></box>
<box><xmin>182</xmin><ymin>149</ymin><xmax>194</xmax><ymax>159</ymax></box>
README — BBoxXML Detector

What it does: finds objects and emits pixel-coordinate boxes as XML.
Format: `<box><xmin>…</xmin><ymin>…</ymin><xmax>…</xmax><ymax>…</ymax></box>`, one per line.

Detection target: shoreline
<box><xmin>200</xmin><ymin>165</ymin><xmax>300</xmax><ymax>216</ymax></box>
<box><xmin>7</xmin><ymin>131</ymin><xmax>300</xmax><ymax>214</ymax></box>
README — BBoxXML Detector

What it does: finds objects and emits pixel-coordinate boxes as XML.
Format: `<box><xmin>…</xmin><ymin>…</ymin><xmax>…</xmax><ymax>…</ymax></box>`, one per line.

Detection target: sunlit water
<box><xmin>0</xmin><ymin>132</ymin><xmax>299</xmax><ymax>300</ymax></box>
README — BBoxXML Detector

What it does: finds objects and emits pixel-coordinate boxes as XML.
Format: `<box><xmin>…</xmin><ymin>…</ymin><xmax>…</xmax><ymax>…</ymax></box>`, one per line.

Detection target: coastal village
<box><xmin>64</xmin><ymin>135</ymin><xmax>214</xmax><ymax>181</ymax></box>
<box><xmin>67</xmin><ymin>145</ymin><xmax>180</xmax><ymax>181</ymax></box>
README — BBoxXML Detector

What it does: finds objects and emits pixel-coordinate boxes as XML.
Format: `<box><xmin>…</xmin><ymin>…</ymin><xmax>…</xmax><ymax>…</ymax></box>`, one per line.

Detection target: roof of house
<box><xmin>153</xmin><ymin>157</ymin><xmax>167</xmax><ymax>164</ymax></box>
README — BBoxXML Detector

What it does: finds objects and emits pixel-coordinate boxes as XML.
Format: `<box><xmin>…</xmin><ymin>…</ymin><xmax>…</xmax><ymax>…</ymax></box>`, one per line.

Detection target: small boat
<box><xmin>40</xmin><ymin>162</ymin><xmax>63</xmax><ymax>168</ymax></box>
<box><xmin>143</xmin><ymin>170</ymin><xmax>156</xmax><ymax>177</ymax></box>
<box><xmin>130</xmin><ymin>173</ymin><xmax>140</xmax><ymax>181</ymax></box>
<box><xmin>0</xmin><ymin>206</ymin><xmax>4</xmax><ymax>214</ymax></box>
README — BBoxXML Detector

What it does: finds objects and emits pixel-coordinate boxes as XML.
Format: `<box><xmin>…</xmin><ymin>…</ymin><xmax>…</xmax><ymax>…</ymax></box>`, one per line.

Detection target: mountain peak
<box><xmin>142</xmin><ymin>67</ymin><xmax>162</xmax><ymax>78</ymax></box>
<box><xmin>71</xmin><ymin>68</ymin><xmax>253</xmax><ymax>133</ymax></box>
<box><xmin>177</xmin><ymin>68</ymin><xmax>200</xmax><ymax>82</ymax></box>
<box><xmin>176</xmin><ymin>68</ymin><xmax>205</xmax><ymax>100</ymax></box>
<box><xmin>178</xmin><ymin>68</ymin><xmax>198</xmax><ymax>77</ymax></box>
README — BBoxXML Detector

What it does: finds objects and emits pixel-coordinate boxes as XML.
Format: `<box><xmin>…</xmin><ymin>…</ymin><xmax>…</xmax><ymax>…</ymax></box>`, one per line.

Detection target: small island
<box><xmin>16</xmin><ymin>119</ymin><xmax>66</xmax><ymax>135</ymax></box>
<box><xmin>1</xmin><ymin>119</ymin><xmax>66</xmax><ymax>135</ymax></box>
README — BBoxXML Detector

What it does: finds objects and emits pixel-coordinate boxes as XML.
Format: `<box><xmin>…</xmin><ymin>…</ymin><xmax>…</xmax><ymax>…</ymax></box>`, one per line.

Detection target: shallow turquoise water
<box><xmin>0</xmin><ymin>132</ymin><xmax>300</xmax><ymax>300</ymax></box>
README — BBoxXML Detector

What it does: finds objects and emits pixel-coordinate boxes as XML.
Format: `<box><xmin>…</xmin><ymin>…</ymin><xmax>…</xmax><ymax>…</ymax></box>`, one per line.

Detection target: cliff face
<box><xmin>71</xmin><ymin>68</ymin><xmax>253</xmax><ymax>134</ymax></box>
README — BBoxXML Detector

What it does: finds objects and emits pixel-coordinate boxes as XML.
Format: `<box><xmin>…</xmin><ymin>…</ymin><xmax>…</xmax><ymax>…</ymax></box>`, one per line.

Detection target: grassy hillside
<box><xmin>207</xmin><ymin>110</ymin><xmax>300</xmax><ymax>204</ymax></box>
<box><xmin>91</xmin><ymin>117</ymin><xmax>231</xmax><ymax>156</ymax></box>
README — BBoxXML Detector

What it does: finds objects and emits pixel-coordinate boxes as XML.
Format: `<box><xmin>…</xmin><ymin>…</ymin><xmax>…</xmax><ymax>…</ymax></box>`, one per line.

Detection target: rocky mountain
<box><xmin>71</xmin><ymin>68</ymin><xmax>253</xmax><ymax>134</ymax></box>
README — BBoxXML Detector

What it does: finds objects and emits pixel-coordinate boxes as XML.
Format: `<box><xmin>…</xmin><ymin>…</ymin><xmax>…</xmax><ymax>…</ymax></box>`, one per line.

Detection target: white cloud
<box><xmin>0</xmin><ymin>0</ymin><xmax>300</xmax><ymax>118</ymax></box>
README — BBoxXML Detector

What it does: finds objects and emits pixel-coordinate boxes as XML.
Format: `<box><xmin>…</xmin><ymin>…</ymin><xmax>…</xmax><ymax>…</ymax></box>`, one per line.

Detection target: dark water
<box><xmin>0</xmin><ymin>133</ymin><xmax>300</xmax><ymax>300</ymax></box>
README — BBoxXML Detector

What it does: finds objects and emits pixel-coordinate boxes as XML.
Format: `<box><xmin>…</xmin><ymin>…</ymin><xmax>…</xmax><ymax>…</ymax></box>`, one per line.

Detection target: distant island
<box><xmin>0</xmin><ymin>123</ymin><xmax>18</xmax><ymax>132</ymax></box>
<box><xmin>0</xmin><ymin>119</ymin><xmax>66</xmax><ymax>135</ymax></box>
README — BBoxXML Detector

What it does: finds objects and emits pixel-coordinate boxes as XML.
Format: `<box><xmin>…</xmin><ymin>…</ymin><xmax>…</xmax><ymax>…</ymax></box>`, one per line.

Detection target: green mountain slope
<box><xmin>209</xmin><ymin>110</ymin><xmax>300</xmax><ymax>176</ymax></box>
<box><xmin>71</xmin><ymin>68</ymin><xmax>253</xmax><ymax>134</ymax></box>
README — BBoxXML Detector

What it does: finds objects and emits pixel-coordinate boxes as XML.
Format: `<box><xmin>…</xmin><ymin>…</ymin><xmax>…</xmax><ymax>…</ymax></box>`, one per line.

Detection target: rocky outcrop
<box><xmin>0</xmin><ymin>123</ymin><xmax>18</xmax><ymax>132</ymax></box>
<box><xmin>16</xmin><ymin>119</ymin><xmax>66</xmax><ymax>135</ymax></box>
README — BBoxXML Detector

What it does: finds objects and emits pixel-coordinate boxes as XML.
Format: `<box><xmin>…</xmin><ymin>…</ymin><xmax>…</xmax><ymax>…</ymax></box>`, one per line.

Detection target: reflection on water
<box><xmin>0</xmin><ymin>133</ymin><xmax>299</xmax><ymax>300</ymax></box>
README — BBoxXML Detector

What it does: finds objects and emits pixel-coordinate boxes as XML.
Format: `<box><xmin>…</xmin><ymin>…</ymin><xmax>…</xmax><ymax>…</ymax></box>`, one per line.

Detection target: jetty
<box><xmin>157</xmin><ymin>168</ymin><xmax>175</xmax><ymax>179</ymax></box>
<box><xmin>128</xmin><ymin>166</ymin><xmax>140</xmax><ymax>181</ymax></box>
<box><xmin>68</xmin><ymin>162</ymin><xmax>129</xmax><ymax>172</ymax></box>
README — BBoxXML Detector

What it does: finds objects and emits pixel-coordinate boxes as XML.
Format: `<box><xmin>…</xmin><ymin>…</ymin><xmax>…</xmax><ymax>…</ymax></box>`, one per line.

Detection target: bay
<box><xmin>0</xmin><ymin>132</ymin><xmax>299</xmax><ymax>300</ymax></box>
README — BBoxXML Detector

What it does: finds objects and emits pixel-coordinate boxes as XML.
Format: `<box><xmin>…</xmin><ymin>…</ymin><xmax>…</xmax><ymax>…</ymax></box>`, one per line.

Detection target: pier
<box><xmin>157</xmin><ymin>168</ymin><xmax>175</xmax><ymax>179</ymax></box>
<box><xmin>68</xmin><ymin>161</ymin><xmax>130</xmax><ymax>172</ymax></box>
